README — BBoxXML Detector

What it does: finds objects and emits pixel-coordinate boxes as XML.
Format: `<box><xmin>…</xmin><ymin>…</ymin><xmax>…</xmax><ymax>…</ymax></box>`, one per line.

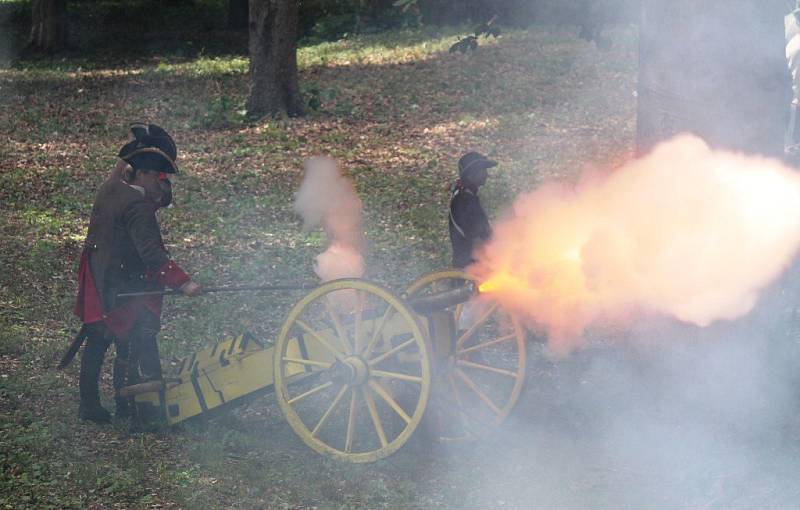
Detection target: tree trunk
<box><xmin>246</xmin><ymin>0</ymin><xmax>303</xmax><ymax>118</ymax></box>
<box><xmin>27</xmin><ymin>0</ymin><xmax>68</xmax><ymax>53</ymax></box>
<box><xmin>227</xmin><ymin>0</ymin><xmax>248</xmax><ymax>30</ymax></box>
<box><xmin>636</xmin><ymin>0</ymin><xmax>789</xmax><ymax>157</ymax></box>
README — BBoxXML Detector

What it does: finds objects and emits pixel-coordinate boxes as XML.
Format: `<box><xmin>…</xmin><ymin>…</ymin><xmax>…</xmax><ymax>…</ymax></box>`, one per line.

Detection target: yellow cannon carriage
<box><xmin>132</xmin><ymin>270</ymin><xmax>526</xmax><ymax>463</ymax></box>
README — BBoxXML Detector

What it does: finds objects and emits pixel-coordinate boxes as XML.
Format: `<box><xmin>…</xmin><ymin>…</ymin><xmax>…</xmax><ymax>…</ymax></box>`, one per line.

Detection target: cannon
<box><xmin>131</xmin><ymin>270</ymin><xmax>526</xmax><ymax>463</ymax></box>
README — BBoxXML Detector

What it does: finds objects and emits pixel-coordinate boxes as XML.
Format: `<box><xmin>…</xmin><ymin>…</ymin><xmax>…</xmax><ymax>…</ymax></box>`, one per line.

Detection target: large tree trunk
<box><xmin>246</xmin><ymin>0</ymin><xmax>303</xmax><ymax>118</ymax></box>
<box><xmin>636</xmin><ymin>0</ymin><xmax>790</xmax><ymax>157</ymax></box>
<box><xmin>26</xmin><ymin>0</ymin><xmax>68</xmax><ymax>53</ymax></box>
<box><xmin>227</xmin><ymin>0</ymin><xmax>248</xmax><ymax>30</ymax></box>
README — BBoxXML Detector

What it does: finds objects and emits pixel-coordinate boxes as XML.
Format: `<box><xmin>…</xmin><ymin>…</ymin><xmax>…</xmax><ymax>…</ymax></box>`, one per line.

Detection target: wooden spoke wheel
<box><xmin>405</xmin><ymin>270</ymin><xmax>526</xmax><ymax>442</ymax></box>
<box><xmin>274</xmin><ymin>279</ymin><xmax>432</xmax><ymax>463</ymax></box>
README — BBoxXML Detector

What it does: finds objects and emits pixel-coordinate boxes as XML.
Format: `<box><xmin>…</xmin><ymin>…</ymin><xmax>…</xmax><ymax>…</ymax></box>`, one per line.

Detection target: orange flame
<box><xmin>471</xmin><ymin>135</ymin><xmax>800</xmax><ymax>356</ymax></box>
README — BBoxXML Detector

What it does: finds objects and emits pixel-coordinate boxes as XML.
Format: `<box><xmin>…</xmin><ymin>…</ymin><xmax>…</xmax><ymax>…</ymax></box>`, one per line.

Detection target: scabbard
<box><xmin>57</xmin><ymin>324</ymin><xmax>89</xmax><ymax>369</ymax></box>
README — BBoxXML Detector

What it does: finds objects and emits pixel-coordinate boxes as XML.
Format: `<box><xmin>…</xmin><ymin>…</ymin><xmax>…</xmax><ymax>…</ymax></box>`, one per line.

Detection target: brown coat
<box><xmin>83</xmin><ymin>179</ymin><xmax>178</xmax><ymax>312</ymax></box>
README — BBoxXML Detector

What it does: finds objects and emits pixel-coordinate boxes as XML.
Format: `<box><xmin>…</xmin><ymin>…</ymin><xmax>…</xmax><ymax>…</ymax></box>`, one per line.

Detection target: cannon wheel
<box><xmin>274</xmin><ymin>278</ymin><xmax>432</xmax><ymax>463</ymax></box>
<box><xmin>405</xmin><ymin>270</ymin><xmax>526</xmax><ymax>443</ymax></box>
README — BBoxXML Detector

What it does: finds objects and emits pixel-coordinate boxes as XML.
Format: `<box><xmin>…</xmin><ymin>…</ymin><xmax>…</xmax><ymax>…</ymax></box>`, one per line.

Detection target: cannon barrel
<box><xmin>406</xmin><ymin>282</ymin><xmax>477</xmax><ymax>314</ymax></box>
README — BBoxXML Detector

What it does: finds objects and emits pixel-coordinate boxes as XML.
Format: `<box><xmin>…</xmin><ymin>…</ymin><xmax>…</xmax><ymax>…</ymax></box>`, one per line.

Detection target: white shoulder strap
<box><xmin>449</xmin><ymin>189</ymin><xmax>467</xmax><ymax>238</ymax></box>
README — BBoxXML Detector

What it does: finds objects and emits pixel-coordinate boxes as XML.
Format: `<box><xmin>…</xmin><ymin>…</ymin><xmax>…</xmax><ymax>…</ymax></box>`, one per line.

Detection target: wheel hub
<box><xmin>329</xmin><ymin>356</ymin><xmax>370</xmax><ymax>386</ymax></box>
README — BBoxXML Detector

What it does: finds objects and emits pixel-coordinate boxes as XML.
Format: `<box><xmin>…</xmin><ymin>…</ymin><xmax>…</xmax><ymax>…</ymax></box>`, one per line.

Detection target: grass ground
<box><xmin>0</xmin><ymin>23</ymin><xmax>665</xmax><ymax>509</ymax></box>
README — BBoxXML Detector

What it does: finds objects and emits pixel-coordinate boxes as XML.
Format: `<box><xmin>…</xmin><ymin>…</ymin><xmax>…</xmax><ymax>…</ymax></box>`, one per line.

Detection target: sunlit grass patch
<box><xmin>298</xmin><ymin>26</ymin><xmax>490</xmax><ymax>68</ymax></box>
<box><xmin>154</xmin><ymin>55</ymin><xmax>249</xmax><ymax>76</ymax></box>
<box><xmin>1</xmin><ymin>25</ymin><xmax>490</xmax><ymax>84</ymax></box>
<box><xmin>0</xmin><ymin>29</ymin><xmax>487</xmax><ymax>90</ymax></box>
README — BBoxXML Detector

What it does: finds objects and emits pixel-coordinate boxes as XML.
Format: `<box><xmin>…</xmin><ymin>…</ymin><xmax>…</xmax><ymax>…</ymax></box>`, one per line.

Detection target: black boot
<box><xmin>114</xmin><ymin>397</ymin><xmax>133</xmax><ymax>420</ymax></box>
<box><xmin>113</xmin><ymin>341</ymin><xmax>134</xmax><ymax>420</ymax></box>
<box><xmin>78</xmin><ymin>401</ymin><xmax>111</xmax><ymax>423</ymax></box>
<box><xmin>128</xmin><ymin>313</ymin><xmax>167</xmax><ymax>429</ymax></box>
<box><xmin>78</xmin><ymin>330</ymin><xmax>112</xmax><ymax>424</ymax></box>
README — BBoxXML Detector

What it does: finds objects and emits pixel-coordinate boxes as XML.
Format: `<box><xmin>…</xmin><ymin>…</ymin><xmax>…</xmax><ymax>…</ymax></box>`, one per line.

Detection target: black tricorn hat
<box><xmin>118</xmin><ymin>123</ymin><xmax>178</xmax><ymax>174</ymax></box>
<box><xmin>458</xmin><ymin>151</ymin><xmax>497</xmax><ymax>178</ymax></box>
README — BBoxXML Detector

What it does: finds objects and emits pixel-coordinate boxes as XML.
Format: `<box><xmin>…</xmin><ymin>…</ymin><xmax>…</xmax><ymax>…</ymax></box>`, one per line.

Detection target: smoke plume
<box><xmin>294</xmin><ymin>156</ymin><xmax>366</xmax><ymax>282</ymax></box>
<box><xmin>473</xmin><ymin>134</ymin><xmax>800</xmax><ymax>355</ymax></box>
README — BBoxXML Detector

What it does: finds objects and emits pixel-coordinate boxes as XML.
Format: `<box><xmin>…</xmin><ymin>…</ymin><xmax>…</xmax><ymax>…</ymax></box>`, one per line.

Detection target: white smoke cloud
<box><xmin>473</xmin><ymin>134</ymin><xmax>800</xmax><ymax>355</ymax></box>
<box><xmin>294</xmin><ymin>156</ymin><xmax>366</xmax><ymax>282</ymax></box>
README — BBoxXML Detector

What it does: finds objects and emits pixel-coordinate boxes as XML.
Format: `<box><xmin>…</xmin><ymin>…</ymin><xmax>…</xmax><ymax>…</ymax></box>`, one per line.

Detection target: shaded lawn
<box><xmin>0</xmin><ymin>26</ymin><xmax>638</xmax><ymax>508</ymax></box>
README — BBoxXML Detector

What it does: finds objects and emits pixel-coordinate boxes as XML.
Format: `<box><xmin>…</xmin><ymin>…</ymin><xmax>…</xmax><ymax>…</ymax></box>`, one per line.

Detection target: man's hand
<box><xmin>180</xmin><ymin>281</ymin><xmax>203</xmax><ymax>297</ymax></box>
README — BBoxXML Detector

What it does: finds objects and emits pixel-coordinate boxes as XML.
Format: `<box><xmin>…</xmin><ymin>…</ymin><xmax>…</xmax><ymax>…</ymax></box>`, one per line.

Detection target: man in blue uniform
<box><xmin>448</xmin><ymin>151</ymin><xmax>496</xmax><ymax>269</ymax></box>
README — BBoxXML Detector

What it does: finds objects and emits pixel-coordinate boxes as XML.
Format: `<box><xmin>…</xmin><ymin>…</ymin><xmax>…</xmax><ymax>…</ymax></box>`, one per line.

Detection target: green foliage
<box><xmin>0</xmin><ymin>0</ymin><xmax>29</xmax><ymax>26</ymax></box>
<box><xmin>389</xmin><ymin>0</ymin><xmax>423</xmax><ymax>28</ymax></box>
<box><xmin>300</xmin><ymin>3</ymin><xmax>420</xmax><ymax>44</ymax></box>
<box><xmin>306</xmin><ymin>12</ymin><xmax>361</xmax><ymax>42</ymax></box>
<box><xmin>0</xmin><ymin>413</ymin><xmax>66</xmax><ymax>509</ymax></box>
<box><xmin>69</xmin><ymin>0</ymin><xmax>229</xmax><ymax>34</ymax></box>
<box><xmin>393</xmin><ymin>0</ymin><xmax>418</xmax><ymax>12</ymax></box>
<box><xmin>302</xmin><ymin>81</ymin><xmax>324</xmax><ymax>111</ymax></box>
<box><xmin>393</xmin><ymin>0</ymin><xmax>636</xmax><ymax>28</ymax></box>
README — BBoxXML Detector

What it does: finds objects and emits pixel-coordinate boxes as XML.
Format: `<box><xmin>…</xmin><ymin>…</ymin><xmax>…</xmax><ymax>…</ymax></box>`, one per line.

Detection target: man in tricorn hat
<box><xmin>68</xmin><ymin>123</ymin><xmax>202</xmax><ymax>423</ymax></box>
<box><xmin>448</xmin><ymin>151</ymin><xmax>496</xmax><ymax>269</ymax></box>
